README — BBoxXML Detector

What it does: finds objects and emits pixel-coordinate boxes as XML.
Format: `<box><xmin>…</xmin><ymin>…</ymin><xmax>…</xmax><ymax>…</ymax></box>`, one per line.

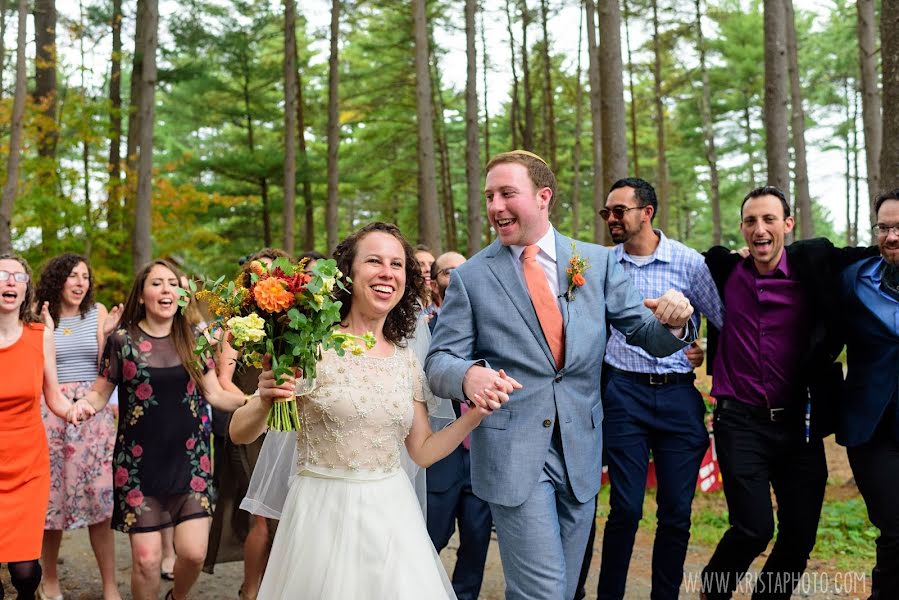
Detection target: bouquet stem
<box><xmin>267</xmin><ymin>395</ymin><xmax>301</xmax><ymax>432</ymax></box>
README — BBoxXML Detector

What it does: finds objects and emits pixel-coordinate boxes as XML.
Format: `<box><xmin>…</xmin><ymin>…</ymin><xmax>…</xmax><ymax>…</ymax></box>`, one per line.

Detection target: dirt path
<box><xmin>2</xmin><ymin>442</ymin><xmax>871</xmax><ymax>599</ymax></box>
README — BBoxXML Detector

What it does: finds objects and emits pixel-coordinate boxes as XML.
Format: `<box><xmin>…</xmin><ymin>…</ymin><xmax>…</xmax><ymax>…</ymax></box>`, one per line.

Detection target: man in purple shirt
<box><xmin>700</xmin><ymin>186</ymin><xmax>876</xmax><ymax>599</ymax></box>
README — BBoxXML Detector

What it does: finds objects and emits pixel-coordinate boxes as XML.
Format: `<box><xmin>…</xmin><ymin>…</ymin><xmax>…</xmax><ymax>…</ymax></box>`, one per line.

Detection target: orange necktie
<box><xmin>521</xmin><ymin>245</ymin><xmax>565</xmax><ymax>369</ymax></box>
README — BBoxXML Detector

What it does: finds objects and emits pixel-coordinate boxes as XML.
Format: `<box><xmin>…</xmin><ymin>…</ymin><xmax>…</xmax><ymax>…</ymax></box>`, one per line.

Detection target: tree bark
<box><xmin>480</xmin><ymin>7</ymin><xmax>490</xmax><ymax>160</ymax></box>
<box><xmin>107</xmin><ymin>0</ymin><xmax>123</xmax><ymax>230</ymax></box>
<box><xmin>282</xmin><ymin>0</ymin><xmax>298</xmax><ymax>256</ymax></box>
<box><xmin>784</xmin><ymin>0</ymin><xmax>812</xmax><ymax>239</ymax></box>
<box><xmin>584</xmin><ymin>0</ymin><xmax>605</xmax><ymax>244</ymax></box>
<box><xmin>883</xmin><ymin>0</ymin><xmax>899</xmax><ymax>192</ymax></box>
<box><xmin>326</xmin><ymin>0</ymin><xmax>340</xmax><ymax>253</ymax></box>
<box><xmin>0</xmin><ymin>0</ymin><xmax>6</xmax><ymax>99</ymax></box>
<box><xmin>571</xmin><ymin>7</ymin><xmax>585</xmax><ymax>237</ymax></box>
<box><xmin>520</xmin><ymin>1</ymin><xmax>534</xmax><ymax>151</ymax></box>
<box><xmin>540</xmin><ymin>0</ymin><xmax>556</xmax><ymax>169</ymax></box>
<box><xmin>623</xmin><ymin>0</ymin><xmax>639</xmax><ymax>177</ymax></box>
<box><xmin>430</xmin><ymin>48</ymin><xmax>457</xmax><ymax>252</ymax></box>
<box><xmin>852</xmin><ymin>88</ymin><xmax>860</xmax><ymax>245</ymax></box>
<box><xmin>132</xmin><ymin>0</ymin><xmax>158</xmax><ymax>273</ymax></box>
<box><xmin>297</xmin><ymin>52</ymin><xmax>314</xmax><ymax>251</ymax></box>
<box><xmin>694</xmin><ymin>0</ymin><xmax>721</xmax><ymax>245</ymax></box>
<box><xmin>762</xmin><ymin>0</ymin><xmax>790</xmax><ymax>190</ymax></box>
<box><xmin>0</xmin><ymin>0</ymin><xmax>27</xmax><ymax>252</ymax></box>
<box><xmin>124</xmin><ymin>0</ymin><xmax>146</xmax><ymax>240</ymax></box>
<box><xmin>857</xmin><ymin>0</ymin><xmax>881</xmax><ymax>230</ymax></box>
<box><xmin>505</xmin><ymin>0</ymin><xmax>521</xmax><ymax>149</ymax></box>
<box><xmin>413</xmin><ymin>0</ymin><xmax>441</xmax><ymax>253</ymax></box>
<box><xmin>651</xmin><ymin>0</ymin><xmax>670</xmax><ymax>230</ymax></box>
<box><xmin>465</xmin><ymin>0</ymin><xmax>482</xmax><ymax>255</ymax></box>
<box><xmin>598</xmin><ymin>0</ymin><xmax>627</xmax><ymax>239</ymax></box>
<box><xmin>34</xmin><ymin>0</ymin><xmax>58</xmax><ymax>251</ymax></box>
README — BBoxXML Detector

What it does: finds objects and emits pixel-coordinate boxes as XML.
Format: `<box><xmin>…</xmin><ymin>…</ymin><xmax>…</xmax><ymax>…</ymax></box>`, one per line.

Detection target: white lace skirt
<box><xmin>257</xmin><ymin>468</ymin><xmax>456</xmax><ymax>599</ymax></box>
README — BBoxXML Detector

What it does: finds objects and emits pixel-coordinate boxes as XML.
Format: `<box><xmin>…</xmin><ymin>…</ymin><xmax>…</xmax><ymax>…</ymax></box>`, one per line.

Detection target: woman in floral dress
<box><xmin>35</xmin><ymin>253</ymin><xmax>122</xmax><ymax>600</ymax></box>
<box><xmin>73</xmin><ymin>259</ymin><xmax>245</xmax><ymax>600</ymax></box>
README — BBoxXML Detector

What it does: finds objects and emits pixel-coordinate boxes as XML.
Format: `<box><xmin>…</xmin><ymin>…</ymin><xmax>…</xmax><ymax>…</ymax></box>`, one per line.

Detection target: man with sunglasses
<box><xmin>837</xmin><ymin>189</ymin><xmax>899</xmax><ymax>599</ymax></box>
<box><xmin>700</xmin><ymin>186</ymin><xmax>877</xmax><ymax>599</ymax></box>
<box><xmin>576</xmin><ymin>177</ymin><xmax>724</xmax><ymax>600</ymax></box>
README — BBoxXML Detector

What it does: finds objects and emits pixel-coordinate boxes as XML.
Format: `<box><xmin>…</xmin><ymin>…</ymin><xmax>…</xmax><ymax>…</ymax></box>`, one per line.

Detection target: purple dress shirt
<box><xmin>711</xmin><ymin>252</ymin><xmax>810</xmax><ymax>408</ymax></box>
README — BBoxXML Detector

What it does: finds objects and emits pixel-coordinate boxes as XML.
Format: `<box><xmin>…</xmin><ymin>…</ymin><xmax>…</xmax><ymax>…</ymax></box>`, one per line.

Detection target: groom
<box><xmin>425</xmin><ymin>150</ymin><xmax>696</xmax><ymax>599</ymax></box>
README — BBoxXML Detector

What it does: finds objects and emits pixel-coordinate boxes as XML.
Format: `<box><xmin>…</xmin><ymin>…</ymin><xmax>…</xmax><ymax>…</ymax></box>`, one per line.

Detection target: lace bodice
<box><xmin>296</xmin><ymin>345</ymin><xmax>425</xmax><ymax>476</ymax></box>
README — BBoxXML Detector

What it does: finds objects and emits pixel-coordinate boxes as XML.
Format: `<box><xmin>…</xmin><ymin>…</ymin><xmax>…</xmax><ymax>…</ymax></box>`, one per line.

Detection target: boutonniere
<box><xmin>564</xmin><ymin>243</ymin><xmax>590</xmax><ymax>301</ymax></box>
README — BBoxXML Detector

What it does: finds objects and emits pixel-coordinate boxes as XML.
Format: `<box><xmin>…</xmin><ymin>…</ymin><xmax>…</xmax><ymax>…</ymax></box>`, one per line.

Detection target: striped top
<box><xmin>55</xmin><ymin>304</ymin><xmax>100</xmax><ymax>383</ymax></box>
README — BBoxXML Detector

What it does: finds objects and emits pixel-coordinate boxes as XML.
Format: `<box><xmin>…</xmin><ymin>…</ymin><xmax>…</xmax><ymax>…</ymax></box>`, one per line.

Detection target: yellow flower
<box><xmin>254</xmin><ymin>277</ymin><xmax>295</xmax><ymax>313</ymax></box>
<box><xmin>124</xmin><ymin>513</ymin><xmax>137</xmax><ymax>526</ymax></box>
<box><xmin>227</xmin><ymin>313</ymin><xmax>266</xmax><ymax>347</ymax></box>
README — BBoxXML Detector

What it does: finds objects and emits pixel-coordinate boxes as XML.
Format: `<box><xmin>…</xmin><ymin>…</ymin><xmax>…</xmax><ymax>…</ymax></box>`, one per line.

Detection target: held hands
<box><xmin>462</xmin><ymin>365</ymin><xmax>522</xmax><ymax>413</ymax></box>
<box><xmin>66</xmin><ymin>398</ymin><xmax>96</xmax><ymax>425</ymax></box>
<box><xmin>644</xmin><ymin>289</ymin><xmax>694</xmax><ymax>330</ymax></box>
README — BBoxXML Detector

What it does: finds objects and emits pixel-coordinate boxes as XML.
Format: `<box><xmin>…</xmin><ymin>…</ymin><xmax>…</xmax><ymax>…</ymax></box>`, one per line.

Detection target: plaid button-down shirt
<box><xmin>604</xmin><ymin>230</ymin><xmax>724</xmax><ymax>374</ymax></box>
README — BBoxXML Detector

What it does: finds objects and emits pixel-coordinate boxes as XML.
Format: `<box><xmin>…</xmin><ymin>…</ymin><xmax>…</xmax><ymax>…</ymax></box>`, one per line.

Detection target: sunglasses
<box><xmin>598</xmin><ymin>205</ymin><xmax>645</xmax><ymax>221</ymax></box>
<box><xmin>0</xmin><ymin>270</ymin><xmax>29</xmax><ymax>283</ymax></box>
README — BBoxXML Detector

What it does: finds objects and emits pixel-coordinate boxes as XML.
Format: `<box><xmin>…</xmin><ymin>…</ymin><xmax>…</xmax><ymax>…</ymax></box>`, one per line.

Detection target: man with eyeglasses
<box><xmin>700</xmin><ymin>186</ymin><xmax>877</xmax><ymax>599</ymax></box>
<box><xmin>427</xmin><ymin>252</ymin><xmax>466</xmax><ymax>331</ymax></box>
<box><xmin>837</xmin><ymin>188</ymin><xmax>899</xmax><ymax>599</ymax></box>
<box><xmin>574</xmin><ymin>177</ymin><xmax>724</xmax><ymax>600</ymax></box>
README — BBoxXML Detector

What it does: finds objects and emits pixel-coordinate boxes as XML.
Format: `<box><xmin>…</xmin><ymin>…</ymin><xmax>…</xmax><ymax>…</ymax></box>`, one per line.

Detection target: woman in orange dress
<box><xmin>0</xmin><ymin>253</ymin><xmax>83</xmax><ymax>600</ymax></box>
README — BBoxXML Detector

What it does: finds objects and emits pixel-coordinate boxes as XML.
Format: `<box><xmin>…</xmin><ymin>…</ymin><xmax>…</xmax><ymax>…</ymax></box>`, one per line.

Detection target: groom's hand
<box><xmin>644</xmin><ymin>289</ymin><xmax>694</xmax><ymax>329</ymax></box>
<box><xmin>463</xmin><ymin>366</ymin><xmax>522</xmax><ymax>410</ymax></box>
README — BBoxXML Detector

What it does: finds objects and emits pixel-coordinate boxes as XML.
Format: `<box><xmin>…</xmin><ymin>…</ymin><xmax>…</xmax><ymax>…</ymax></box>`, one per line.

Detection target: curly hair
<box><xmin>0</xmin><ymin>253</ymin><xmax>38</xmax><ymax>323</ymax></box>
<box><xmin>120</xmin><ymin>259</ymin><xmax>206</xmax><ymax>394</ymax></box>
<box><xmin>36</xmin><ymin>253</ymin><xmax>95</xmax><ymax>327</ymax></box>
<box><xmin>333</xmin><ymin>222</ymin><xmax>423</xmax><ymax>345</ymax></box>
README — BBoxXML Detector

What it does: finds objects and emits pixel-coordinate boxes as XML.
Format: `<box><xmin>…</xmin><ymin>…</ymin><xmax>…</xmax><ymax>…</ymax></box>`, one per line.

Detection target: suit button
<box><xmin>554</xmin><ymin>374</ymin><xmax>562</xmax><ymax>383</ymax></box>
<box><xmin>543</xmin><ymin>419</ymin><xmax>552</xmax><ymax>428</ymax></box>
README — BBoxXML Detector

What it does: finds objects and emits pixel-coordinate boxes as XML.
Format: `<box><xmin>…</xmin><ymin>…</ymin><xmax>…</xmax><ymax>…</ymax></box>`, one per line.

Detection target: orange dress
<box><xmin>0</xmin><ymin>323</ymin><xmax>50</xmax><ymax>562</ymax></box>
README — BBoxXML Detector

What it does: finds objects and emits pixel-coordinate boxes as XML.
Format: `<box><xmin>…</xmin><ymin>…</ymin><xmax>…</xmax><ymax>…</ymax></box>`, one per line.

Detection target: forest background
<box><xmin>0</xmin><ymin>0</ymin><xmax>896</xmax><ymax>305</ymax></box>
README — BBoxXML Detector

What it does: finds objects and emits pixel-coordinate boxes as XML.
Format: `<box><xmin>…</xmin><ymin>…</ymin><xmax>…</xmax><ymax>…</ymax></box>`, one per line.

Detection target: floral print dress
<box><xmin>101</xmin><ymin>326</ymin><xmax>213</xmax><ymax>533</ymax></box>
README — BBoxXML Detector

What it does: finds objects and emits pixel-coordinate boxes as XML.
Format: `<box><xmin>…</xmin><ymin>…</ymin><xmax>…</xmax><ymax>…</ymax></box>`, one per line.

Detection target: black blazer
<box><xmin>704</xmin><ymin>238</ymin><xmax>877</xmax><ymax>439</ymax></box>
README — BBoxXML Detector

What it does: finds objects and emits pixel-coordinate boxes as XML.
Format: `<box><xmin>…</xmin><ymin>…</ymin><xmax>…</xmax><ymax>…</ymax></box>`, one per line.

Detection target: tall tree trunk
<box><xmin>694</xmin><ymin>0</ymin><xmax>721</xmax><ymax>245</ymax></box>
<box><xmin>584</xmin><ymin>0</ymin><xmax>605</xmax><ymax>244</ymax></box>
<box><xmin>858</xmin><ymin>0</ymin><xmax>881</xmax><ymax>231</ymax></box>
<box><xmin>651</xmin><ymin>0</ymin><xmax>670</xmax><ymax>230</ymax></box>
<box><xmin>571</xmin><ymin>7</ymin><xmax>585</xmax><ymax>237</ymax></box>
<box><xmin>0</xmin><ymin>0</ymin><xmax>27</xmax><ymax>252</ymax></box>
<box><xmin>107</xmin><ymin>0</ymin><xmax>123</xmax><ymax>230</ymax></box>
<box><xmin>34</xmin><ymin>0</ymin><xmax>58</xmax><ymax>252</ymax></box>
<box><xmin>845</xmin><ymin>78</ymin><xmax>852</xmax><ymax>246</ymax></box>
<box><xmin>282</xmin><ymin>0</ymin><xmax>298</xmax><ymax>256</ymax></box>
<box><xmin>297</xmin><ymin>57</ymin><xmax>314</xmax><ymax>251</ymax></box>
<box><xmin>853</xmin><ymin>88</ymin><xmax>860</xmax><ymax>246</ymax></box>
<box><xmin>762</xmin><ymin>0</ymin><xmax>789</xmax><ymax>190</ymax></box>
<box><xmin>124</xmin><ymin>0</ymin><xmax>146</xmax><ymax>242</ymax></box>
<box><xmin>598</xmin><ymin>0</ymin><xmax>627</xmax><ymax>238</ymax></box>
<box><xmin>465</xmin><ymin>0</ymin><xmax>482</xmax><ymax>255</ymax></box>
<box><xmin>326</xmin><ymin>0</ymin><xmax>340</xmax><ymax>252</ymax></box>
<box><xmin>480</xmin><ymin>7</ymin><xmax>490</xmax><ymax>160</ymax></box>
<box><xmin>0</xmin><ymin>0</ymin><xmax>6</xmax><ymax>99</ymax></box>
<box><xmin>623</xmin><ymin>0</ymin><xmax>639</xmax><ymax>177</ymax></box>
<box><xmin>413</xmin><ymin>0</ymin><xmax>441</xmax><ymax>253</ymax></box>
<box><xmin>132</xmin><ymin>0</ymin><xmax>158</xmax><ymax>273</ymax></box>
<box><xmin>539</xmin><ymin>0</ymin><xmax>556</xmax><ymax>169</ymax></box>
<box><xmin>520</xmin><ymin>1</ymin><xmax>534</xmax><ymax>151</ymax></box>
<box><xmin>505</xmin><ymin>0</ymin><xmax>521</xmax><ymax>149</ymax></box>
<box><xmin>743</xmin><ymin>101</ymin><xmax>757</xmax><ymax>188</ymax></box>
<box><xmin>882</xmin><ymin>0</ymin><xmax>899</xmax><ymax>191</ymax></box>
<box><xmin>430</xmin><ymin>50</ymin><xmax>457</xmax><ymax>252</ymax></box>
<box><xmin>784</xmin><ymin>0</ymin><xmax>812</xmax><ymax>239</ymax></box>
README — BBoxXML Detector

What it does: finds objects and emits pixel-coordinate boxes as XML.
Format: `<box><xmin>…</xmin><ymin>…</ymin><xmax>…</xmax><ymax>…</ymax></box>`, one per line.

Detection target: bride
<box><xmin>229</xmin><ymin>222</ymin><xmax>519</xmax><ymax>599</ymax></box>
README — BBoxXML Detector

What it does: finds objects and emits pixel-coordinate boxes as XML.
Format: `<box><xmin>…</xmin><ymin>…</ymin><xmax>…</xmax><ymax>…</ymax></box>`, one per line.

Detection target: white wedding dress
<box><xmin>256</xmin><ymin>345</ymin><xmax>456</xmax><ymax>600</ymax></box>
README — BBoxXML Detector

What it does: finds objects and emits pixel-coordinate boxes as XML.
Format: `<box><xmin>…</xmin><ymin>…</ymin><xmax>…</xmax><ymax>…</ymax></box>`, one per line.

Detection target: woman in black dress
<box><xmin>73</xmin><ymin>259</ymin><xmax>245</xmax><ymax>600</ymax></box>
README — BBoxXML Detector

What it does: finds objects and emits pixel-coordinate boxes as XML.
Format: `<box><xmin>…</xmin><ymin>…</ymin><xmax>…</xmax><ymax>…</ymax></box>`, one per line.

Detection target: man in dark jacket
<box><xmin>700</xmin><ymin>186</ymin><xmax>876</xmax><ymax>599</ymax></box>
<box><xmin>838</xmin><ymin>188</ymin><xmax>899</xmax><ymax>599</ymax></box>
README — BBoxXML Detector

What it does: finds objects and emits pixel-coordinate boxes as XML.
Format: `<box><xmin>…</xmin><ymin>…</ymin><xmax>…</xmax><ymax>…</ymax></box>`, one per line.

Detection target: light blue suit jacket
<box><xmin>425</xmin><ymin>231</ymin><xmax>691</xmax><ymax>507</ymax></box>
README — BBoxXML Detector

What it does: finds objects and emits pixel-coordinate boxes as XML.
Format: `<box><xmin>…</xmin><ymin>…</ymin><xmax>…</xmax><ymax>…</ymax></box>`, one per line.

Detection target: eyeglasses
<box><xmin>873</xmin><ymin>223</ymin><xmax>899</xmax><ymax>237</ymax></box>
<box><xmin>0</xmin><ymin>270</ymin><xmax>29</xmax><ymax>283</ymax></box>
<box><xmin>599</xmin><ymin>205</ymin><xmax>644</xmax><ymax>221</ymax></box>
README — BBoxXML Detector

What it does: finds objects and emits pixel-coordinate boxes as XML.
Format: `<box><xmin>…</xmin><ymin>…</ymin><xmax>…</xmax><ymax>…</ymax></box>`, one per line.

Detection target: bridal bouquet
<box><xmin>188</xmin><ymin>257</ymin><xmax>374</xmax><ymax>431</ymax></box>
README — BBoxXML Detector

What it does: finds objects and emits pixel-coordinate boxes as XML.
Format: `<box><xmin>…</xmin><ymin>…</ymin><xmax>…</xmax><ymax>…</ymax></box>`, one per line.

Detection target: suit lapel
<box><xmin>485</xmin><ymin>240</ymin><xmax>556</xmax><ymax>368</ymax></box>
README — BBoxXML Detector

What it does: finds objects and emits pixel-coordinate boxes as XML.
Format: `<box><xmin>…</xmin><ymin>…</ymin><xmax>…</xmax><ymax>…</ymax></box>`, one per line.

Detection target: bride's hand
<box><xmin>257</xmin><ymin>354</ymin><xmax>297</xmax><ymax>407</ymax></box>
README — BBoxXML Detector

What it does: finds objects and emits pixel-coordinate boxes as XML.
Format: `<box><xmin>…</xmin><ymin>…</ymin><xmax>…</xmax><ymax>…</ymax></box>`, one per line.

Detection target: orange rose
<box><xmin>253</xmin><ymin>277</ymin><xmax>295</xmax><ymax>312</ymax></box>
<box><xmin>572</xmin><ymin>273</ymin><xmax>586</xmax><ymax>287</ymax></box>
